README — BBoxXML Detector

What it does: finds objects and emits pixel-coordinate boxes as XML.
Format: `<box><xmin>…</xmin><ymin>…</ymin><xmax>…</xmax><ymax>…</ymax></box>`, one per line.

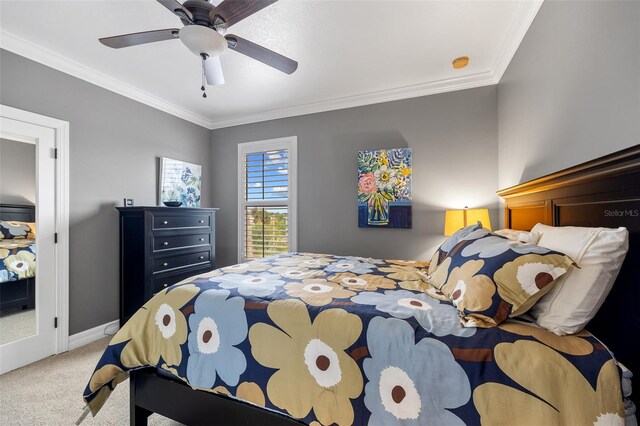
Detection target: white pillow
<box><xmin>493</xmin><ymin>228</ymin><xmax>541</xmax><ymax>244</ymax></box>
<box><xmin>528</xmin><ymin>223</ymin><xmax>629</xmax><ymax>335</ymax></box>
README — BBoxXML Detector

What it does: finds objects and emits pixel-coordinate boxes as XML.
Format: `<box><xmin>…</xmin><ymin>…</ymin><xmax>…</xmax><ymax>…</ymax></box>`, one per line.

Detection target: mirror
<box><xmin>0</xmin><ymin>138</ymin><xmax>37</xmax><ymax>344</ymax></box>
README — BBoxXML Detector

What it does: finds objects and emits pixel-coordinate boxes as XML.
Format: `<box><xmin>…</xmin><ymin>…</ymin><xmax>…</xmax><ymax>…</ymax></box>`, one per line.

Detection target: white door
<box><xmin>0</xmin><ymin>117</ymin><xmax>57</xmax><ymax>373</ymax></box>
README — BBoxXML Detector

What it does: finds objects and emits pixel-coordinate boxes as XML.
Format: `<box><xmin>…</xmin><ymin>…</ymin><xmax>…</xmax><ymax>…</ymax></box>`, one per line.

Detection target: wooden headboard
<box><xmin>498</xmin><ymin>145</ymin><xmax>640</xmax><ymax>404</ymax></box>
<box><xmin>0</xmin><ymin>204</ymin><xmax>36</xmax><ymax>222</ymax></box>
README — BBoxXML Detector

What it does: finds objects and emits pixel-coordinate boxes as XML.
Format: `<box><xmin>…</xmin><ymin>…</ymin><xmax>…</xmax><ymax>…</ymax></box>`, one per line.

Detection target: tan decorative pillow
<box><xmin>427</xmin><ymin>231</ymin><xmax>574</xmax><ymax>328</ymax></box>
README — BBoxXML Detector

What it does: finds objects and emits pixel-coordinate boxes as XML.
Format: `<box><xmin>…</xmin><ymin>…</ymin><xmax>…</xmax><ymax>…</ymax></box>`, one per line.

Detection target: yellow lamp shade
<box><xmin>444</xmin><ymin>208</ymin><xmax>491</xmax><ymax>236</ymax></box>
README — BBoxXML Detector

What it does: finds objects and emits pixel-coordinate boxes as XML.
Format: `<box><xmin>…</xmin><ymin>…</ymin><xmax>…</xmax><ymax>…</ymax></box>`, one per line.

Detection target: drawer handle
<box><xmin>199</xmin><ymin>238</ymin><xmax>204</xmax><ymax>242</ymax></box>
<box><xmin>163</xmin><ymin>262</ymin><xmax>168</xmax><ymax>267</ymax></box>
<box><xmin>199</xmin><ymin>220</ymin><xmax>204</xmax><ymax>224</ymax></box>
<box><xmin>199</xmin><ymin>256</ymin><xmax>204</xmax><ymax>260</ymax></box>
<box><xmin>163</xmin><ymin>220</ymin><xmax>168</xmax><ymax>225</ymax></box>
<box><xmin>163</xmin><ymin>241</ymin><xmax>169</xmax><ymax>246</ymax></box>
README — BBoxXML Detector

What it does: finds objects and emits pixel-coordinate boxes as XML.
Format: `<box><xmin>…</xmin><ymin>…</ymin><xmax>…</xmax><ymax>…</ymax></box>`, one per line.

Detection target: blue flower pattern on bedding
<box><xmin>0</xmin><ymin>269</ymin><xmax>12</xmax><ymax>283</ymax></box>
<box><xmin>186</xmin><ymin>289</ymin><xmax>248</xmax><ymax>388</ymax></box>
<box><xmin>83</xmin><ymin>252</ymin><xmax>626</xmax><ymax>426</ymax></box>
<box><xmin>351</xmin><ymin>289</ymin><xmax>475</xmax><ymax>337</ymax></box>
<box><xmin>209</xmin><ymin>272</ymin><xmax>285</xmax><ymax>297</ymax></box>
<box><xmin>440</xmin><ymin>223</ymin><xmax>486</xmax><ymax>252</ymax></box>
<box><xmin>325</xmin><ymin>257</ymin><xmax>378</xmax><ymax>274</ymax></box>
<box><xmin>461</xmin><ymin>235</ymin><xmax>550</xmax><ymax>258</ymax></box>
<box><xmin>364</xmin><ymin>317</ymin><xmax>470</xmax><ymax>425</ymax></box>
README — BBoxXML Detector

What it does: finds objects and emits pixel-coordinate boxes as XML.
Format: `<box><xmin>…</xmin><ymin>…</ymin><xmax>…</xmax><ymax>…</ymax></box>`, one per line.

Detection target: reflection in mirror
<box><xmin>0</xmin><ymin>138</ymin><xmax>37</xmax><ymax>344</ymax></box>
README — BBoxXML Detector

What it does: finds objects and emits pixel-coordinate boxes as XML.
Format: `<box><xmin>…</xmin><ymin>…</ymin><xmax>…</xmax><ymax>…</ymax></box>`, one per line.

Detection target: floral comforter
<box><xmin>0</xmin><ymin>239</ymin><xmax>36</xmax><ymax>283</ymax></box>
<box><xmin>84</xmin><ymin>253</ymin><xmax>624</xmax><ymax>425</ymax></box>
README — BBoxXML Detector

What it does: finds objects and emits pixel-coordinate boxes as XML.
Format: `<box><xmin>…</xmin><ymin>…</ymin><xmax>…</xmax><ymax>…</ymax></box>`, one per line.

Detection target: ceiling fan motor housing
<box><xmin>181</xmin><ymin>0</ymin><xmax>216</xmax><ymax>26</ymax></box>
<box><xmin>179</xmin><ymin>25</ymin><xmax>227</xmax><ymax>57</ymax></box>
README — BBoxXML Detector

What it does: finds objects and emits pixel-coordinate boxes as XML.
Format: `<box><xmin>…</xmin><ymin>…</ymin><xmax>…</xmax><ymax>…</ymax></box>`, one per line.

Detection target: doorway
<box><xmin>0</xmin><ymin>105</ymin><xmax>69</xmax><ymax>374</ymax></box>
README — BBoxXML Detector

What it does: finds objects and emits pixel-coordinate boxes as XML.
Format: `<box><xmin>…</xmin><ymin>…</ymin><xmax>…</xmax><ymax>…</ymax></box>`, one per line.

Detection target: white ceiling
<box><xmin>0</xmin><ymin>0</ymin><xmax>542</xmax><ymax>129</ymax></box>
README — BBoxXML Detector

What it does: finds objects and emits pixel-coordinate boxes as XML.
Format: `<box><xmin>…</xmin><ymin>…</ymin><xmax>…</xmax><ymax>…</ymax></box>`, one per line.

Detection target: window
<box><xmin>238</xmin><ymin>137</ymin><xmax>297</xmax><ymax>262</ymax></box>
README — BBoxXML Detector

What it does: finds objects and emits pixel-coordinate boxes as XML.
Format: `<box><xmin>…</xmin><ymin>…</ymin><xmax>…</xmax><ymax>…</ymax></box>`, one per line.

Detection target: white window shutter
<box><xmin>237</xmin><ymin>137</ymin><xmax>297</xmax><ymax>262</ymax></box>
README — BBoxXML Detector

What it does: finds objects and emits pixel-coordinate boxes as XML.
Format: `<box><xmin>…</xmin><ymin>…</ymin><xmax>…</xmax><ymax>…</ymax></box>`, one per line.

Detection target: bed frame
<box><xmin>130</xmin><ymin>145</ymin><xmax>640</xmax><ymax>425</ymax></box>
<box><xmin>0</xmin><ymin>204</ymin><xmax>36</xmax><ymax>312</ymax></box>
<box><xmin>497</xmin><ymin>145</ymin><xmax>640</xmax><ymax>406</ymax></box>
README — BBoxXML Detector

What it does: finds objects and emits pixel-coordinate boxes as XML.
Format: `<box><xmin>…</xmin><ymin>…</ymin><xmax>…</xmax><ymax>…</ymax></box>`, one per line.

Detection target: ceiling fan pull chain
<box><xmin>200</xmin><ymin>53</ymin><xmax>207</xmax><ymax>98</ymax></box>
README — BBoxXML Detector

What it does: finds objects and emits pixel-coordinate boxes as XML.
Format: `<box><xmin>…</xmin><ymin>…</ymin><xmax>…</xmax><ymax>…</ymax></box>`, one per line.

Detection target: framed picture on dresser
<box><xmin>158</xmin><ymin>157</ymin><xmax>202</xmax><ymax>207</ymax></box>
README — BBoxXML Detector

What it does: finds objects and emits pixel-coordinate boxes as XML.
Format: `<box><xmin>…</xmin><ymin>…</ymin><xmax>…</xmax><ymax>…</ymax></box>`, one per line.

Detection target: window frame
<box><xmin>237</xmin><ymin>136</ymin><xmax>298</xmax><ymax>263</ymax></box>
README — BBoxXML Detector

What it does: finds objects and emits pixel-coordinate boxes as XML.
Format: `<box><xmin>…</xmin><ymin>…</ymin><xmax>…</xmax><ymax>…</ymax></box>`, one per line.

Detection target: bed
<box><xmin>82</xmin><ymin>145</ymin><xmax>639</xmax><ymax>425</ymax></box>
<box><xmin>0</xmin><ymin>204</ymin><xmax>36</xmax><ymax>312</ymax></box>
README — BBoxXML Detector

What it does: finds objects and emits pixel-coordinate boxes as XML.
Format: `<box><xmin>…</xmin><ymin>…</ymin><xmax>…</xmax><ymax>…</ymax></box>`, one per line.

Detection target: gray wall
<box><xmin>0</xmin><ymin>49</ymin><xmax>212</xmax><ymax>334</ymax></box>
<box><xmin>0</xmin><ymin>138</ymin><xmax>36</xmax><ymax>205</ymax></box>
<box><xmin>498</xmin><ymin>0</ymin><xmax>640</xmax><ymax>190</ymax></box>
<box><xmin>211</xmin><ymin>86</ymin><xmax>499</xmax><ymax>267</ymax></box>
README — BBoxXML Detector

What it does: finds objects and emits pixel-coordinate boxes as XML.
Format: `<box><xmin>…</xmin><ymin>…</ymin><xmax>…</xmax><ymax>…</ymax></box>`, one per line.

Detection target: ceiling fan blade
<box><xmin>99</xmin><ymin>29</ymin><xmax>180</xmax><ymax>49</ymax></box>
<box><xmin>210</xmin><ymin>0</ymin><xmax>277</xmax><ymax>28</ymax></box>
<box><xmin>204</xmin><ymin>56</ymin><xmax>225</xmax><ymax>85</ymax></box>
<box><xmin>226</xmin><ymin>34</ymin><xmax>297</xmax><ymax>74</ymax></box>
<box><xmin>156</xmin><ymin>0</ymin><xmax>193</xmax><ymax>21</ymax></box>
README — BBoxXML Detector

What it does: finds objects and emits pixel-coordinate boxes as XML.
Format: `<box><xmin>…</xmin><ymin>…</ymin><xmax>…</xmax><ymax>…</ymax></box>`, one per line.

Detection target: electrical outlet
<box><xmin>123</xmin><ymin>198</ymin><xmax>134</xmax><ymax>207</ymax></box>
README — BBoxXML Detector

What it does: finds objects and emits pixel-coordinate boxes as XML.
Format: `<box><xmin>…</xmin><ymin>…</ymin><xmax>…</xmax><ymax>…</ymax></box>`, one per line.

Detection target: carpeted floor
<box><xmin>0</xmin><ymin>309</ymin><xmax>36</xmax><ymax>345</ymax></box>
<box><xmin>0</xmin><ymin>337</ymin><xmax>182</xmax><ymax>425</ymax></box>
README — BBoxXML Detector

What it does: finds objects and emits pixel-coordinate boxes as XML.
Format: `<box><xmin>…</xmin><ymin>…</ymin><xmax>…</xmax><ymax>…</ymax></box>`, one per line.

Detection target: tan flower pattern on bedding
<box><xmin>329</xmin><ymin>272</ymin><xmax>396</xmax><ymax>291</ymax></box>
<box><xmin>110</xmin><ymin>284</ymin><xmax>200</xmax><ymax>368</ymax></box>
<box><xmin>88</xmin><ymin>364</ymin><xmax>126</xmax><ymax>393</ymax></box>
<box><xmin>427</xmin><ymin>257</ymin><xmax>451</xmax><ymax>289</ymax></box>
<box><xmin>473</xmin><ymin>341</ymin><xmax>623</xmax><ymax>425</ymax></box>
<box><xmin>268</xmin><ymin>265</ymin><xmax>327</xmax><ymax>280</ymax></box>
<box><xmin>4</xmin><ymin>251</ymin><xmax>36</xmax><ymax>279</ymax></box>
<box><xmin>440</xmin><ymin>259</ymin><xmax>495</xmax><ymax>312</ymax></box>
<box><xmin>249</xmin><ymin>300</ymin><xmax>363</xmax><ymax>426</ymax></box>
<box><xmin>498</xmin><ymin>322</ymin><xmax>593</xmax><ymax>356</ymax></box>
<box><xmin>493</xmin><ymin>254</ymin><xmax>572</xmax><ymax>316</ymax></box>
<box><xmin>386</xmin><ymin>259</ymin><xmax>429</xmax><ymax>268</ymax></box>
<box><xmin>285</xmin><ymin>279</ymin><xmax>356</xmax><ymax>306</ymax></box>
<box><xmin>212</xmin><ymin>382</ymin><xmax>266</xmax><ymax>407</ymax></box>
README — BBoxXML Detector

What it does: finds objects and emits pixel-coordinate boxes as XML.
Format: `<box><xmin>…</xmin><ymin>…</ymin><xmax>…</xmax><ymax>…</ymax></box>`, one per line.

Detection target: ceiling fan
<box><xmin>99</xmin><ymin>0</ymin><xmax>298</xmax><ymax>96</ymax></box>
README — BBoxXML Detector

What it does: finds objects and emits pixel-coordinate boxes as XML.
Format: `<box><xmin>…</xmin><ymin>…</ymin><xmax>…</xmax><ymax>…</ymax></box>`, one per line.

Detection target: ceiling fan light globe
<box><xmin>204</xmin><ymin>56</ymin><xmax>225</xmax><ymax>85</ymax></box>
<box><xmin>179</xmin><ymin>25</ymin><xmax>227</xmax><ymax>57</ymax></box>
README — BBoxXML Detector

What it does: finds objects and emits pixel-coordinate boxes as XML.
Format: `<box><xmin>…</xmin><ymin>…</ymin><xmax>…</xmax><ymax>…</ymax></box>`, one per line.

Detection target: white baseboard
<box><xmin>68</xmin><ymin>320</ymin><xmax>119</xmax><ymax>351</ymax></box>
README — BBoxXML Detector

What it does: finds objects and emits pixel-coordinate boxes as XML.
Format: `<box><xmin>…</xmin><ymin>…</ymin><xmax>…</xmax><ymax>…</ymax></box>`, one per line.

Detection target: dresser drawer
<box><xmin>152</xmin><ymin>233</ymin><xmax>210</xmax><ymax>252</ymax></box>
<box><xmin>151</xmin><ymin>269</ymin><xmax>206</xmax><ymax>295</ymax></box>
<box><xmin>152</xmin><ymin>213</ymin><xmax>211</xmax><ymax>230</ymax></box>
<box><xmin>153</xmin><ymin>250</ymin><xmax>210</xmax><ymax>274</ymax></box>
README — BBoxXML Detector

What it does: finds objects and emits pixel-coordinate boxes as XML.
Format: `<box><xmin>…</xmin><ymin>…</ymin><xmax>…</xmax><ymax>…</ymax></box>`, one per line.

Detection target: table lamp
<box><xmin>444</xmin><ymin>207</ymin><xmax>491</xmax><ymax>236</ymax></box>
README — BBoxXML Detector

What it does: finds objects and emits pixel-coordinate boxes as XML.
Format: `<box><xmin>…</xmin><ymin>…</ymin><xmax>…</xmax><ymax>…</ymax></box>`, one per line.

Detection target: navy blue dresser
<box><xmin>116</xmin><ymin>207</ymin><xmax>218</xmax><ymax>325</ymax></box>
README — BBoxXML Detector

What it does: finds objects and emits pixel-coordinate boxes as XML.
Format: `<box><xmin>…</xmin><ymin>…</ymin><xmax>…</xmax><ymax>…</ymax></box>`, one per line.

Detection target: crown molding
<box><xmin>0</xmin><ymin>30</ymin><xmax>212</xmax><ymax>129</ymax></box>
<box><xmin>0</xmin><ymin>0</ymin><xmax>542</xmax><ymax>130</ymax></box>
<box><xmin>491</xmin><ymin>0</ymin><xmax>544</xmax><ymax>82</ymax></box>
<box><xmin>208</xmin><ymin>70</ymin><xmax>498</xmax><ymax>129</ymax></box>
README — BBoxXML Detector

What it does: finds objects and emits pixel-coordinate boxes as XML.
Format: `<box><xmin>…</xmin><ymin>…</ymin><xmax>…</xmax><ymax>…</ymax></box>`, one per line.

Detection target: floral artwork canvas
<box><xmin>358</xmin><ymin>148</ymin><xmax>412</xmax><ymax>228</ymax></box>
<box><xmin>159</xmin><ymin>157</ymin><xmax>202</xmax><ymax>207</ymax></box>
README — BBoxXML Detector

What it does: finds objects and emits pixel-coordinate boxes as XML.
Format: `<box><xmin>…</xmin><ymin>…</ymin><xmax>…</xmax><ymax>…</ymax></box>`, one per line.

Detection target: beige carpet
<box><xmin>0</xmin><ymin>309</ymin><xmax>36</xmax><ymax>345</ymax></box>
<box><xmin>0</xmin><ymin>337</ymin><xmax>182</xmax><ymax>425</ymax></box>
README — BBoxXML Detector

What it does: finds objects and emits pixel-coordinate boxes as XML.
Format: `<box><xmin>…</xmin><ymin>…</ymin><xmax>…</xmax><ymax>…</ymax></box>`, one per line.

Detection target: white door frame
<box><xmin>0</xmin><ymin>104</ymin><xmax>70</xmax><ymax>354</ymax></box>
